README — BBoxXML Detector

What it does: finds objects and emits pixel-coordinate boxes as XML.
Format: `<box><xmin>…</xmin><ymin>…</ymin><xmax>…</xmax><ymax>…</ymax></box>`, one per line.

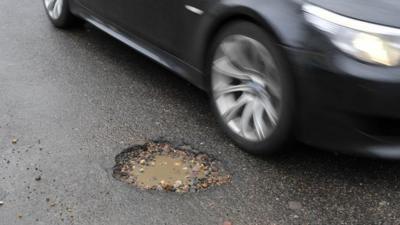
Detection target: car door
<box><xmin>121</xmin><ymin>0</ymin><xmax>183</xmax><ymax>56</ymax></box>
<box><xmin>77</xmin><ymin>0</ymin><xmax>124</xmax><ymax>25</ymax></box>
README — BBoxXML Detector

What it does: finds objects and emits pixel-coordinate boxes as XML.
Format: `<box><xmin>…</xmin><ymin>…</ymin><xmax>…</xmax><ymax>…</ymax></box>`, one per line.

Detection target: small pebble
<box><xmin>223</xmin><ymin>221</ymin><xmax>232</xmax><ymax>225</ymax></box>
<box><xmin>288</xmin><ymin>201</ymin><xmax>302</xmax><ymax>210</ymax></box>
<box><xmin>379</xmin><ymin>201</ymin><xmax>389</xmax><ymax>206</ymax></box>
<box><xmin>174</xmin><ymin>180</ymin><xmax>183</xmax><ymax>188</ymax></box>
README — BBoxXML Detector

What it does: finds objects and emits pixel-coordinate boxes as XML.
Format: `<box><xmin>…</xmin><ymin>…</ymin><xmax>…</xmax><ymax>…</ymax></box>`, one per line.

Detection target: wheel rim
<box><xmin>211</xmin><ymin>35</ymin><xmax>283</xmax><ymax>142</ymax></box>
<box><xmin>44</xmin><ymin>0</ymin><xmax>63</xmax><ymax>19</ymax></box>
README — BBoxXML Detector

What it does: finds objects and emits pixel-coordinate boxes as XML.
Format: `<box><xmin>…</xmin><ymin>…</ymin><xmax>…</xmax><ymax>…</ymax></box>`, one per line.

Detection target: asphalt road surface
<box><xmin>1</xmin><ymin>1</ymin><xmax>400</xmax><ymax>225</ymax></box>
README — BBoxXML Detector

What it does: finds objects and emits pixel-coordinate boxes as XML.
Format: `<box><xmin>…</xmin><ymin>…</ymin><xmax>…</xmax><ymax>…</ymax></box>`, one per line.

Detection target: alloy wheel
<box><xmin>44</xmin><ymin>0</ymin><xmax>63</xmax><ymax>19</ymax></box>
<box><xmin>211</xmin><ymin>35</ymin><xmax>283</xmax><ymax>142</ymax></box>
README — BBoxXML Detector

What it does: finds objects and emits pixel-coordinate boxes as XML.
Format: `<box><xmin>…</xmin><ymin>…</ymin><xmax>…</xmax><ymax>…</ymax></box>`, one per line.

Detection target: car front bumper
<box><xmin>286</xmin><ymin>45</ymin><xmax>400</xmax><ymax>159</ymax></box>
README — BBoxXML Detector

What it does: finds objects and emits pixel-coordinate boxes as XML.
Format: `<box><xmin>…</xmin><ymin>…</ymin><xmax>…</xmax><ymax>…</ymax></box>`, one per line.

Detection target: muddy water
<box><xmin>134</xmin><ymin>155</ymin><xmax>205</xmax><ymax>187</ymax></box>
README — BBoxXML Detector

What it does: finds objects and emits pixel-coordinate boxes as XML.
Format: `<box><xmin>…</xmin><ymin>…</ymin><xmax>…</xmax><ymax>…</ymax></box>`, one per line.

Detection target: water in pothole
<box><xmin>113</xmin><ymin>142</ymin><xmax>231</xmax><ymax>192</ymax></box>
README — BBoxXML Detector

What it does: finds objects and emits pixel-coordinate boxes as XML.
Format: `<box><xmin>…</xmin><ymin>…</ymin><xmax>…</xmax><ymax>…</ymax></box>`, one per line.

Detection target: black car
<box><xmin>43</xmin><ymin>0</ymin><xmax>400</xmax><ymax>158</ymax></box>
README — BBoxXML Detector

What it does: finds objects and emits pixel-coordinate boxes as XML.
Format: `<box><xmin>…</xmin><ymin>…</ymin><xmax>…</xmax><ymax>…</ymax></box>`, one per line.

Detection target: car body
<box><xmin>44</xmin><ymin>0</ymin><xmax>400</xmax><ymax>158</ymax></box>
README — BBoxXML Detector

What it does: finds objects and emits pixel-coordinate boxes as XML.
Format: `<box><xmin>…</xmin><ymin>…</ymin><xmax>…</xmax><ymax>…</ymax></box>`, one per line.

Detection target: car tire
<box><xmin>208</xmin><ymin>21</ymin><xmax>294</xmax><ymax>155</ymax></box>
<box><xmin>43</xmin><ymin>0</ymin><xmax>78</xmax><ymax>28</ymax></box>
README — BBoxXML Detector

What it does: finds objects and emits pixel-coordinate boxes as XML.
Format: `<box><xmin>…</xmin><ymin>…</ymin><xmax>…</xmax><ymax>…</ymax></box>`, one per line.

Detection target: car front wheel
<box><xmin>209</xmin><ymin>21</ymin><xmax>294</xmax><ymax>155</ymax></box>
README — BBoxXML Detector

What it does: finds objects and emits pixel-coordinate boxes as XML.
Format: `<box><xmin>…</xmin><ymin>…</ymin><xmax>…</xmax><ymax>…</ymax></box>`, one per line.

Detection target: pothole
<box><xmin>113</xmin><ymin>142</ymin><xmax>231</xmax><ymax>192</ymax></box>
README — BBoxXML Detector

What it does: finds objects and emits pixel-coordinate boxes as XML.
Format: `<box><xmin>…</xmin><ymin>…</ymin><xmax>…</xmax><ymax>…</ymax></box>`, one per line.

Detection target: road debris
<box><xmin>0</xmin><ymin>201</ymin><xmax>4</xmax><ymax>206</ymax></box>
<box><xmin>288</xmin><ymin>201</ymin><xmax>302</xmax><ymax>210</ymax></box>
<box><xmin>223</xmin><ymin>221</ymin><xmax>233</xmax><ymax>225</ymax></box>
<box><xmin>113</xmin><ymin>142</ymin><xmax>231</xmax><ymax>192</ymax></box>
<box><xmin>12</xmin><ymin>138</ymin><xmax>18</xmax><ymax>144</ymax></box>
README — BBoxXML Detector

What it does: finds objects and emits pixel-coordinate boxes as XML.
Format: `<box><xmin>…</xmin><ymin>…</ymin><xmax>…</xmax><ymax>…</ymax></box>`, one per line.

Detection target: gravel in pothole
<box><xmin>113</xmin><ymin>142</ymin><xmax>231</xmax><ymax>192</ymax></box>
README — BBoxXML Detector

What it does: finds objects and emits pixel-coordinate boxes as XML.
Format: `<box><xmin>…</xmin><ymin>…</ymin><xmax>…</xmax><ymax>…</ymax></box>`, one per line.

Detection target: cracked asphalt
<box><xmin>1</xmin><ymin>1</ymin><xmax>400</xmax><ymax>224</ymax></box>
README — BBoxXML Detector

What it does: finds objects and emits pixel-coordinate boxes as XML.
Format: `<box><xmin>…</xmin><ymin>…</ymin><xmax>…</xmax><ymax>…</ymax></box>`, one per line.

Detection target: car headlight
<box><xmin>303</xmin><ymin>4</ymin><xmax>400</xmax><ymax>66</ymax></box>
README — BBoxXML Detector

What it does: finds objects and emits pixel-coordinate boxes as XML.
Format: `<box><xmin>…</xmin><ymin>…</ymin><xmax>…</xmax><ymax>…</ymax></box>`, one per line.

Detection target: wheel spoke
<box><xmin>221</xmin><ymin>94</ymin><xmax>251</xmax><ymax>122</ymax></box>
<box><xmin>240</xmin><ymin>102</ymin><xmax>254</xmax><ymax>137</ymax></box>
<box><xmin>253</xmin><ymin>102</ymin><xmax>267</xmax><ymax>140</ymax></box>
<box><xmin>220</xmin><ymin>37</ymin><xmax>256</xmax><ymax>71</ymax></box>
<box><xmin>214</xmin><ymin>84</ymin><xmax>253</xmax><ymax>98</ymax></box>
<box><xmin>55</xmin><ymin>0</ymin><xmax>62</xmax><ymax>17</ymax></box>
<box><xmin>259</xmin><ymin>97</ymin><xmax>278</xmax><ymax>126</ymax></box>
<box><xmin>45</xmin><ymin>0</ymin><xmax>63</xmax><ymax>19</ymax></box>
<box><xmin>220</xmin><ymin>39</ymin><xmax>246</xmax><ymax>66</ymax></box>
<box><xmin>213</xmin><ymin>57</ymin><xmax>250</xmax><ymax>81</ymax></box>
<box><xmin>46</xmin><ymin>0</ymin><xmax>56</xmax><ymax>10</ymax></box>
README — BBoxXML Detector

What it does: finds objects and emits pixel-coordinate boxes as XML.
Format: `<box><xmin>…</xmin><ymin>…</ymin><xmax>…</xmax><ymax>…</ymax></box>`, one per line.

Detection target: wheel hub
<box><xmin>248</xmin><ymin>82</ymin><xmax>266</xmax><ymax>95</ymax></box>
